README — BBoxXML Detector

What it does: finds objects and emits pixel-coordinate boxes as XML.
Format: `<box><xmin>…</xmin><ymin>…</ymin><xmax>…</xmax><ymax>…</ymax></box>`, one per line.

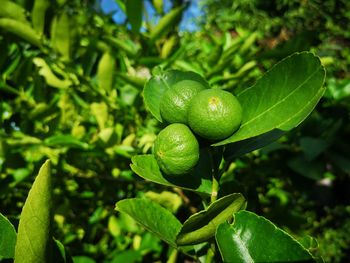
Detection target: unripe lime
<box><xmin>153</xmin><ymin>123</ymin><xmax>200</xmax><ymax>176</ymax></box>
<box><xmin>188</xmin><ymin>89</ymin><xmax>242</xmax><ymax>141</ymax></box>
<box><xmin>160</xmin><ymin>80</ymin><xmax>206</xmax><ymax>124</ymax></box>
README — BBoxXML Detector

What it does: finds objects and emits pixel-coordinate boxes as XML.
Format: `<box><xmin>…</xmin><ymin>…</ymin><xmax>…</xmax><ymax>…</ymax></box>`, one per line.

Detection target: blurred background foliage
<box><xmin>0</xmin><ymin>0</ymin><xmax>349</xmax><ymax>262</ymax></box>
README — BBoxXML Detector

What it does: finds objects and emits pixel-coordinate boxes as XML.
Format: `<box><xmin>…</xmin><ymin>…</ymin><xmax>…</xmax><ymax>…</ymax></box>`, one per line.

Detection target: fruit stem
<box><xmin>211</xmin><ymin>173</ymin><xmax>219</xmax><ymax>203</ymax></box>
<box><xmin>208</xmin><ymin>147</ymin><xmax>224</xmax><ymax>261</ymax></box>
<box><xmin>166</xmin><ymin>248</ymin><xmax>178</xmax><ymax>263</ymax></box>
<box><xmin>205</xmin><ymin>244</ymin><xmax>215</xmax><ymax>263</ymax></box>
<box><xmin>209</xmin><ymin>147</ymin><xmax>222</xmax><ymax>203</ymax></box>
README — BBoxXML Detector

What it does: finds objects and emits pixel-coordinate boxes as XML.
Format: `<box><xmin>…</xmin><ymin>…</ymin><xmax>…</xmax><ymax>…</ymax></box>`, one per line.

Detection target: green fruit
<box><xmin>188</xmin><ymin>89</ymin><xmax>242</xmax><ymax>141</ymax></box>
<box><xmin>160</xmin><ymin>80</ymin><xmax>206</xmax><ymax>124</ymax></box>
<box><xmin>153</xmin><ymin>123</ymin><xmax>199</xmax><ymax>176</ymax></box>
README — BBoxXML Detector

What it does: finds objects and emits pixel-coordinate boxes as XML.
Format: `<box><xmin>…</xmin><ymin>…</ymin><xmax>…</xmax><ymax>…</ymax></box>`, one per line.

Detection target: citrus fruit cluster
<box><xmin>154</xmin><ymin>79</ymin><xmax>242</xmax><ymax>176</ymax></box>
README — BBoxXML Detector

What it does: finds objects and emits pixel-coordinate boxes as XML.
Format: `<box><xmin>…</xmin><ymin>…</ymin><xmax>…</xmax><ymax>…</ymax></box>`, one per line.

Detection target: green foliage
<box><xmin>215</xmin><ymin>52</ymin><xmax>326</xmax><ymax>146</ymax></box>
<box><xmin>176</xmin><ymin>194</ymin><xmax>246</xmax><ymax>246</ymax></box>
<box><xmin>14</xmin><ymin>160</ymin><xmax>52</xmax><ymax>263</ymax></box>
<box><xmin>0</xmin><ymin>0</ymin><xmax>349</xmax><ymax>261</ymax></box>
<box><xmin>130</xmin><ymin>151</ymin><xmax>213</xmax><ymax>195</ymax></box>
<box><xmin>215</xmin><ymin>211</ymin><xmax>314</xmax><ymax>262</ymax></box>
<box><xmin>115</xmin><ymin>198</ymin><xmax>182</xmax><ymax>248</ymax></box>
<box><xmin>0</xmin><ymin>213</ymin><xmax>16</xmax><ymax>259</ymax></box>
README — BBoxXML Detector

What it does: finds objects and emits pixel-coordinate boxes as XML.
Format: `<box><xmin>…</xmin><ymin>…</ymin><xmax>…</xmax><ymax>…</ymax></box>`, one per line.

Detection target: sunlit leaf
<box><xmin>14</xmin><ymin>160</ymin><xmax>52</xmax><ymax>263</ymax></box>
<box><xmin>176</xmin><ymin>194</ymin><xmax>246</xmax><ymax>246</ymax></box>
<box><xmin>214</xmin><ymin>52</ymin><xmax>326</xmax><ymax>146</ymax></box>
<box><xmin>149</xmin><ymin>6</ymin><xmax>184</xmax><ymax>42</ymax></box>
<box><xmin>215</xmin><ymin>211</ymin><xmax>315</xmax><ymax>263</ymax></box>
<box><xmin>116</xmin><ymin>198</ymin><xmax>182</xmax><ymax>247</ymax></box>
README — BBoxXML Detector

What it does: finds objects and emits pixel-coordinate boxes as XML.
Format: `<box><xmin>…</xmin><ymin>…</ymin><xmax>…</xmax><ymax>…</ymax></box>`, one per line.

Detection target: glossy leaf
<box><xmin>130</xmin><ymin>148</ymin><xmax>212</xmax><ymax>195</ymax></box>
<box><xmin>144</xmin><ymin>69</ymin><xmax>209</xmax><ymax>122</ymax></box>
<box><xmin>0</xmin><ymin>213</ymin><xmax>16</xmax><ymax>259</ymax></box>
<box><xmin>215</xmin><ymin>211</ymin><xmax>314</xmax><ymax>263</ymax></box>
<box><xmin>214</xmin><ymin>52</ymin><xmax>326</xmax><ymax>146</ymax></box>
<box><xmin>126</xmin><ymin>0</ymin><xmax>143</xmax><ymax>34</ymax></box>
<box><xmin>176</xmin><ymin>194</ymin><xmax>246</xmax><ymax>246</ymax></box>
<box><xmin>115</xmin><ymin>198</ymin><xmax>182</xmax><ymax>247</ymax></box>
<box><xmin>14</xmin><ymin>160</ymin><xmax>53</xmax><ymax>263</ymax></box>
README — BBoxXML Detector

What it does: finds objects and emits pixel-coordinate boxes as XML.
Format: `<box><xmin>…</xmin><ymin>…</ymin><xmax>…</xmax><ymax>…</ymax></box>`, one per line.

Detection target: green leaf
<box><xmin>14</xmin><ymin>160</ymin><xmax>53</xmax><ymax>263</ymax></box>
<box><xmin>33</xmin><ymin>58</ymin><xmax>72</xmax><ymax>89</ymax></box>
<box><xmin>215</xmin><ymin>211</ymin><xmax>315</xmax><ymax>263</ymax></box>
<box><xmin>97</xmin><ymin>52</ymin><xmax>115</xmax><ymax>93</ymax></box>
<box><xmin>300</xmin><ymin>136</ymin><xmax>329</xmax><ymax>161</ymax></box>
<box><xmin>51</xmin><ymin>11</ymin><xmax>72</xmax><ymax>61</ymax></box>
<box><xmin>0</xmin><ymin>213</ymin><xmax>17</xmax><ymax>259</ymax></box>
<box><xmin>115</xmin><ymin>198</ymin><xmax>182</xmax><ymax>247</ymax></box>
<box><xmin>126</xmin><ymin>0</ymin><xmax>143</xmax><ymax>34</ymax></box>
<box><xmin>110</xmin><ymin>250</ymin><xmax>142</xmax><ymax>263</ymax></box>
<box><xmin>144</xmin><ymin>190</ymin><xmax>182</xmax><ymax>213</ymax></box>
<box><xmin>90</xmin><ymin>102</ymin><xmax>108</xmax><ymax>130</ymax></box>
<box><xmin>0</xmin><ymin>0</ymin><xmax>28</xmax><ymax>24</ymax></box>
<box><xmin>116</xmin><ymin>72</ymin><xmax>146</xmax><ymax>89</ymax></box>
<box><xmin>44</xmin><ymin>135</ymin><xmax>89</xmax><ymax>150</ymax></box>
<box><xmin>130</xmin><ymin>149</ymin><xmax>212</xmax><ymax>195</ymax></box>
<box><xmin>104</xmin><ymin>36</ymin><xmax>139</xmax><ymax>57</ymax></box>
<box><xmin>0</xmin><ymin>18</ymin><xmax>41</xmax><ymax>47</ymax></box>
<box><xmin>144</xmin><ymin>69</ymin><xmax>209</xmax><ymax>122</ymax></box>
<box><xmin>176</xmin><ymin>194</ymin><xmax>246</xmax><ymax>246</ymax></box>
<box><xmin>72</xmin><ymin>256</ymin><xmax>95</xmax><ymax>263</ymax></box>
<box><xmin>52</xmin><ymin>239</ymin><xmax>73</xmax><ymax>263</ymax></box>
<box><xmin>287</xmin><ymin>156</ymin><xmax>324</xmax><ymax>180</ymax></box>
<box><xmin>114</xmin><ymin>0</ymin><xmax>126</xmax><ymax>13</ymax></box>
<box><xmin>149</xmin><ymin>6</ymin><xmax>184</xmax><ymax>42</ymax></box>
<box><xmin>223</xmin><ymin>129</ymin><xmax>285</xmax><ymax>160</ymax></box>
<box><xmin>31</xmin><ymin>0</ymin><xmax>50</xmax><ymax>34</ymax></box>
<box><xmin>214</xmin><ymin>52</ymin><xmax>326</xmax><ymax>146</ymax></box>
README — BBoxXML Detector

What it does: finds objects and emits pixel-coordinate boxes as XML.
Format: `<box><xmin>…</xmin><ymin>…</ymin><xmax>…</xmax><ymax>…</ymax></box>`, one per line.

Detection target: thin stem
<box><xmin>166</xmin><ymin>248</ymin><xmax>178</xmax><ymax>263</ymax></box>
<box><xmin>208</xmin><ymin>147</ymin><xmax>225</xmax><ymax>260</ymax></box>
<box><xmin>211</xmin><ymin>172</ymin><xmax>219</xmax><ymax>203</ymax></box>
<box><xmin>205</xmin><ymin>245</ymin><xmax>215</xmax><ymax>263</ymax></box>
<box><xmin>209</xmin><ymin>147</ymin><xmax>222</xmax><ymax>203</ymax></box>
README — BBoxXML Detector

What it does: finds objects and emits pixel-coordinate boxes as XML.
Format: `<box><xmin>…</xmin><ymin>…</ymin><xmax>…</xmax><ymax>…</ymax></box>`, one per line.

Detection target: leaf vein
<box><xmin>240</xmin><ymin>66</ymin><xmax>322</xmax><ymax>129</ymax></box>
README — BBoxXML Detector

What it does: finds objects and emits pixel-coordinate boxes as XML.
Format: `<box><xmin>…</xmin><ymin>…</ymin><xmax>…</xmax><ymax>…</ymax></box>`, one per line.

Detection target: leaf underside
<box><xmin>176</xmin><ymin>193</ymin><xmax>246</xmax><ymax>246</ymax></box>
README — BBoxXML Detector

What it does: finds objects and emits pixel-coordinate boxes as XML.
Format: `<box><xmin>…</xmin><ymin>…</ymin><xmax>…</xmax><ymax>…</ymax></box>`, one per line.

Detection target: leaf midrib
<box><xmin>239</xmin><ymin>65</ymin><xmax>322</xmax><ymax>129</ymax></box>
